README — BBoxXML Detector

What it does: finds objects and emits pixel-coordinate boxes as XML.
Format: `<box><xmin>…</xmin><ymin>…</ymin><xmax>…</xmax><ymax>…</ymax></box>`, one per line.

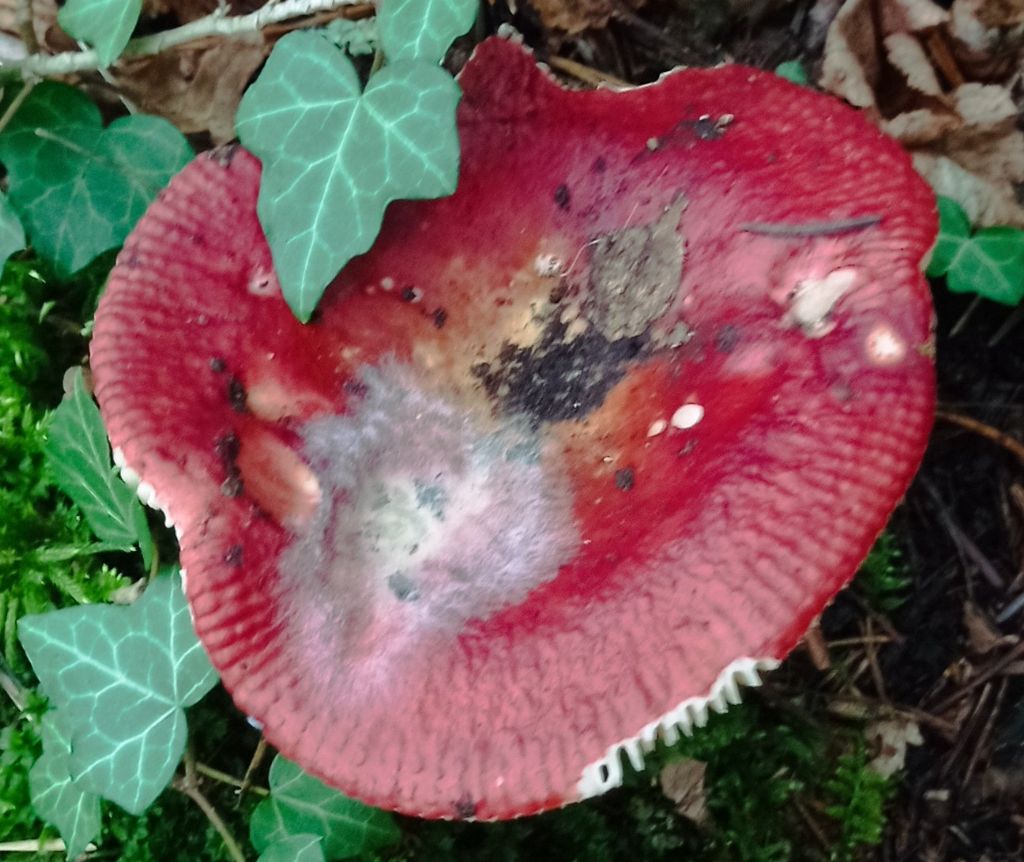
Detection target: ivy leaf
<box><xmin>379</xmin><ymin>0</ymin><xmax>478</xmax><ymax>64</ymax></box>
<box><xmin>236</xmin><ymin>31</ymin><xmax>460</xmax><ymax>322</ymax></box>
<box><xmin>0</xmin><ymin>193</ymin><xmax>25</xmax><ymax>272</ymax></box>
<box><xmin>926</xmin><ymin>196</ymin><xmax>971</xmax><ymax>278</ymax></box>
<box><xmin>250</xmin><ymin>755</ymin><xmax>400</xmax><ymax>860</ymax></box>
<box><xmin>29</xmin><ymin>710</ymin><xmax>102</xmax><ymax>859</ymax></box>
<box><xmin>17</xmin><ymin>570</ymin><xmax>217</xmax><ymax>815</ymax></box>
<box><xmin>57</xmin><ymin>0</ymin><xmax>143</xmax><ymax>67</ymax></box>
<box><xmin>0</xmin><ymin>82</ymin><xmax>192</xmax><ymax>277</ymax></box>
<box><xmin>45</xmin><ymin>367</ymin><xmax>153</xmax><ymax>568</ymax></box>
<box><xmin>257</xmin><ymin>834</ymin><xmax>327</xmax><ymax>862</ymax></box>
<box><xmin>928</xmin><ymin>196</ymin><xmax>1024</xmax><ymax>304</ymax></box>
<box><xmin>774</xmin><ymin>60</ymin><xmax>808</xmax><ymax>86</ymax></box>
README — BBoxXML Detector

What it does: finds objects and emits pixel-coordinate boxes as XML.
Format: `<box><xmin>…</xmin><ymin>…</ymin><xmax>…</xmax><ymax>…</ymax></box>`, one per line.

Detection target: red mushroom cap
<box><xmin>91</xmin><ymin>38</ymin><xmax>936</xmax><ymax>819</ymax></box>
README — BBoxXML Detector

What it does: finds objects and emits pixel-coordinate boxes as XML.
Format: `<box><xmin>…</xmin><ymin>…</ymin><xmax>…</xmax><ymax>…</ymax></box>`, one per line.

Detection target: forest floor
<box><xmin>0</xmin><ymin>1</ymin><xmax>1022</xmax><ymax>861</ymax></box>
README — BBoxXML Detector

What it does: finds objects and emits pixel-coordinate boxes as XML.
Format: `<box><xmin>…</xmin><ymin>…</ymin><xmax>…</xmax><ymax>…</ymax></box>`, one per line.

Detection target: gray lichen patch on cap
<box><xmin>586</xmin><ymin>195</ymin><xmax>688</xmax><ymax>341</ymax></box>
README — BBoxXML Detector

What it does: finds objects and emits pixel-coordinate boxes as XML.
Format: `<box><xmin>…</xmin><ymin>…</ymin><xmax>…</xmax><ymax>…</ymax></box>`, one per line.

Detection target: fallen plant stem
<box><xmin>239</xmin><ymin>736</ymin><xmax>268</xmax><ymax>800</ymax></box>
<box><xmin>0</xmin><ymin>80</ymin><xmax>36</xmax><ymax>138</ymax></box>
<box><xmin>0</xmin><ymin>0</ymin><xmax>370</xmax><ymax>80</ymax></box>
<box><xmin>930</xmin><ymin>640</ymin><xmax>1024</xmax><ymax>715</ymax></box>
<box><xmin>195</xmin><ymin>762</ymin><xmax>270</xmax><ymax>797</ymax></box>
<box><xmin>547</xmin><ymin>55</ymin><xmax>630</xmax><ymax>89</ymax></box>
<box><xmin>0</xmin><ymin>838</ymin><xmax>75</xmax><ymax>853</ymax></box>
<box><xmin>936</xmin><ymin>409</ymin><xmax>1024</xmax><ymax>466</ymax></box>
<box><xmin>175</xmin><ymin>745</ymin><xmax>247</xmax><ymax>862</ymax></box>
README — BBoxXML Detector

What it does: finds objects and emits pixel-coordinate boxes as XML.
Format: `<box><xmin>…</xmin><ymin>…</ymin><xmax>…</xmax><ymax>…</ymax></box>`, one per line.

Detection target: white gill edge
<box><xmin>112</xmin><ymin>446</ymin><xmax>188</xmax><ymax>594</ymax></box>
<box><xmin>577</xmin><ymin>656</ymin><xmax>781</xmax><ymax>799</ymax></box>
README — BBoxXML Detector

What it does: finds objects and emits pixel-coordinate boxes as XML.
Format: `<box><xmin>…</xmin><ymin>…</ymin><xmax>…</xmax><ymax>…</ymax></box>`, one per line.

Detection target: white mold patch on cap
<box><xmin>670</xmin><ymin>403</ymin><xmax>704</xmax><ymax>430</ymax></box>
<box><xmin>784</xmin><ymin>267</ymin><xmax>861</xmax><ymax>337</ymax></box>
<box><xmin>576</xmin><ymin>656</ymin><xmax>781</xmax><ymax>798</ymax></box>
<box><xmin>113</xmin><ymin>446</ymin><xmax>175</xmax><ymax>527</ymax></box>
<box><xmin>277</xmin><ymin>360</ymin><xmax>580</xmax><ymax>675</ymax></box>
<box><xmin>865</xmin><ymin>323</ymin><xmax>907</xmax><ymax>365</ymax></box>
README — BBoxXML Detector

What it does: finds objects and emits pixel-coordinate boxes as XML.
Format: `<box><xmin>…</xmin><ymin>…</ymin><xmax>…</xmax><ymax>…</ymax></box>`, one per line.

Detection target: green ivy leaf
<box><xmin>45</xmin><ymin>367</ymin><xmax>153</xmax><ymax>568</ymax></box>
<box><xmin>379</xmin><ymin>0</ymin><xmax>478</xmax><ymax>64</ymax></box>
<box><xmin>257</xmin><ymin>834</ymin><xmax>327</xmax><ymax>862</ymax></box>
<box><xmin>928</xmin><ymin>196</ymin><xmax>1024</xmax><ymax>304</ymax></box>
<box><xmin>57</xmin><ymin>0</ymin><xmax>142</xmax><ymax>67</ymax></box>
<box><xmin>947</xmin><ymin>227</ymin><xmax>1024</xmax><ymax>305</ymax></box>
<box><xmin>0</xmin><ymin>194</ymin><xmax>25</xmax><ymax>272</ymax></box>
<box><xmin>29</xmin><ymin>710</ymin><xmax>102</xmax><ymax>859</ymax></box>
<box><xmin>250</xmin><ymin>755</ymin><xmax>399</xmax><ymax>860</ymax></box>
<box><xmin>17</xmin><ymin>570</ymin><xmax>217</xmax><ymax>815</ymax></box>
<box><xmin>926</xmin><ymin>196</ymin><xmax>971</xmax><ymax>278</ymax></box>
<box><xmin>236</xmin><ymin>30</ymin><xmax>460</xmax><ymax>322</ymax></box>
<box><xmin>774</xmin><ymin>60</ymin><xmax>808</xmax><ymax>86</ymax></box>
<box><xmin>0</xmin><ymin>82</ymin><xmax>192</xmax><ymax>277</ymax></box>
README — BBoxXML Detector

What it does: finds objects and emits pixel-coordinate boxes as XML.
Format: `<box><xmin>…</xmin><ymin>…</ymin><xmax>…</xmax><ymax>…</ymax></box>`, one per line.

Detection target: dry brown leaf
<box><xmin>821</xmin><ymin>0</ymin><xmax>1024</xmax><ymax>227</ymax></box>
<box><xmin>885</xmin><ymin>33</ymin><xmax>945</xmax><ymax>95</ymax></box>
<box><xmin>0</xmin><ymin>0</ymin><xmax>62</xmax><ymax>52</ymax></box>
<box><xmin>114</xmin><ymin>38</ymin><xmax>269</xmax><ymax>143</ymax></box>
<box><xmin>528</xmin><ymin>0</ymin><xmax>645</xmax><ymax>33</ymax></box>
<box><xmin>659</xmin><ymin>758</ymin><xmax>709</xmax><ymax>824</ymax></box>
<box><xmin>866</xmin><ymin>717</ymin><xmax>924</xmax><ymax>778</ymax></box>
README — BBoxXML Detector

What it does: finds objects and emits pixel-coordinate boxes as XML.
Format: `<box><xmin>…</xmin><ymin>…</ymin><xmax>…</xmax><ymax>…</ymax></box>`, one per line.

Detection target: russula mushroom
<box><xmin>90</xmin><ymin>37</ymin><xmax>936</xmax><ymax>819</ymax></box>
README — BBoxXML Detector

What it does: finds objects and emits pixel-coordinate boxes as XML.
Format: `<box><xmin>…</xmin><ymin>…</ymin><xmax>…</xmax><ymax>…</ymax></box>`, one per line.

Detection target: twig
<box><xmin>0</xmin><ymin>654</ymin><xmax>28</xmax><ymax>711</ymax></box>
<box><xmin>0</xmin><ymin>838</ymin><xmax>79</xmax><ymax>852</ymax></box>
<box><xmin>0</xmin><ymin>80</ymin><xmax>37</xmax><ymax>138</ymax></box>
<box><xmin>864</xmin><ymin>617</ymin><xmax>889</xmax><ymax>703</ymax></box>
<box><xmin>15</xmin><ymin>0</ymin><xmax>37</xmax><ymax>55</ymax></box>
<box><xmin>0</xmin><ymin>0</ymin><xmax>369</xmax><ymax>80</ymax></box>
<box><xmin>174</xmin><ymin>746</ymin><xmax>248</xmax><ymax>862</ymax></box>
<box><xmin>739</xmin><ymin>215</ymin><xmax>882</xmax><ymax>237</ymax></box>
<box><xmin>962</xmin><ymin>677</ymin><xmax>1007</xmax><ymax>788</ymax></box>
<box><xmin>239</xmin><ymin>736</ymin><xmax>269</xmax><ymax>800</ymax></box>
<box><xmin>920</xmin><ymin>478</ymin><xmax>1008</xmax><ymax>590</ymax></box>
<box><xmin>949</xmin><ymin>295</ymin><xmax>982</xmax><ymax>337</ymax></box>
<box><xmin>930</xmin><ymin>640</ymin><xmax>1024</xmax><ymax>715</ymax></box>
<box><xmin>547</xmin><ymin>55</ymin><xmax>631</xmax><ymax>90</ymax></box>
<box><xmin>803</xmin><ymin>618</ymin><xmax>831</xmax><ymax>671</ymax></box>
<box><xmin>195</xmin><ymin>762</ymin><xmax>270</xmax><ymax>797</ymax></box>
<box><xmin>936</xmin><ymin>409</ymin><xmax>1024</xmax><ymax>467</ymax></box>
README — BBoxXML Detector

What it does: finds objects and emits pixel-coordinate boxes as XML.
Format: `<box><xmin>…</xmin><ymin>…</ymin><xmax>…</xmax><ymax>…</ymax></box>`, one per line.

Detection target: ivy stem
<box><xmin>0</xmin><ymin>79</ymin><xmax>37</xmax><ymax>138</ymax></box>
<box><xmin>175</xmin><ymin>745</ymin><xmax>249</xmax><ymax>862</ymax></box>
<box><xmin>239</xmin><ymin>736</ymin><xmax>269</xmax><ymax>800</ymax></box>
<box><xmin>0</xmin><ymin>0</ymin><xmax>373</xmax><ymax>80</ymax></box>
<box><xmin>195</xmin><ymin>761</ymin><xmax>270</xmax><ymax>797</ymax></box>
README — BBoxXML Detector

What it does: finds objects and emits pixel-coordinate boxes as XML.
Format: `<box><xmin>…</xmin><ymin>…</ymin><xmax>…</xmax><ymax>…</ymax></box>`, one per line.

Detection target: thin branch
<box><xmin>175</xmin><ymin>745</ymin><xmax>248</xmax><ymax>862</ymax></box>
<box><xmin>195</xmin><ymin>762</ymin><xmax>270</xmax><ymax>797</ymax></box>
<box><xmin>0</xmin><ymin>0</ymin><xmax>371</xmax><ymax>81</ymax></box>
<box><xmin>936</xmin><ymin>409</ymin><xmax>1024</xmax><ymax>467</ymax></box>
<box><xmin>0</xmin><ymin>80</ymin><xmax>37</xmax><ymax>137</ymax></box>
<box><xmin>239</xmin><ymin>736</ymin><xmax>268</xmax><ymax>799</ymax></box>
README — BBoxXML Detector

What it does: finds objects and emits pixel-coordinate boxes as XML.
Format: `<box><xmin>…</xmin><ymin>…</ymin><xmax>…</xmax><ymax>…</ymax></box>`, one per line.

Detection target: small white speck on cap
<box><xmin>533</xmin><ymin>254</ymin><xmax>563</xmax><ymax>278</ymax></box>
<box><xmin>647</xmin><ymin>419</ymin><xmax>668</xmax><ymax>437</ymax></box>
<box><xmin>671</xmin><ymin>403</ymin><xmax>705</xmax><ymax>430</ymax></box>
<box><xmin>381</xmin><ymin>277</ymin><xmax>395</xmax><ymax>291</ymax></box>
<box><xmin>865</xmin><ymin>324</ymin><xmax>907</xmax><ymax>365</ymax></box>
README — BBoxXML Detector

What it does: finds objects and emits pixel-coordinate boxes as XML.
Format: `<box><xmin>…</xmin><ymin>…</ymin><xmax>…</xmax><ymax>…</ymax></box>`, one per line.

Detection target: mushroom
<box><xmin>90</xmin><ymin>37</ymin><xmax>936</xmax><ymax>819</ymax></box>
